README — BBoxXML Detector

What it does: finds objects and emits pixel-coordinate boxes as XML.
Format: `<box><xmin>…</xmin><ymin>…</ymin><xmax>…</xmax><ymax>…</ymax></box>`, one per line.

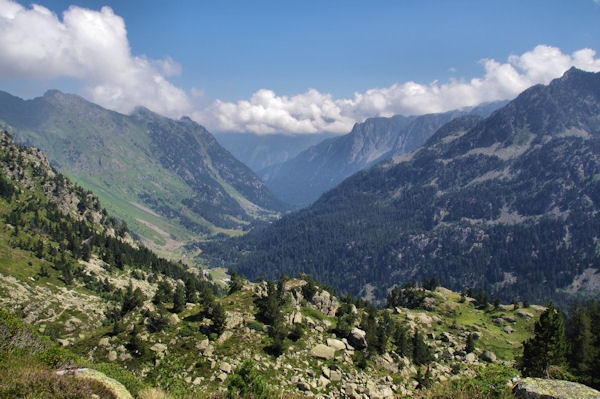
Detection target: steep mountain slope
<box><xmin>214</xmin><ymin>131</ymin><xmax>336</xmax><ymax>173</ymax></box>
<box><xmin>0</xmin><ymin>90</ymin><xmax>286</xmax><ymax>250</ymax></box>
<box><xmin>262</xmin><ymin>101</ymin><xmax>506</xmax><ymax>207</ymax></box>
<box><xmin>203</xmin><ymin>68</ymin><xmax>600</xmax><ymax>305</ymax></box>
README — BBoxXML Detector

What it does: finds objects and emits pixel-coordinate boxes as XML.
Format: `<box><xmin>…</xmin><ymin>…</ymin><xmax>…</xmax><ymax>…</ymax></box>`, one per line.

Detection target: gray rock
<box><xmin>517</xmin><ymin>310</ymin><xmax>533</xmax><ymax>320</ymax></box>
<box><xmin>479</xmin><ymin>350</ymin><xmax>497</xmax><ymax>363</ymax></box>
<box><xmin>465</xmin><ymin>352</ymin><xmax>476</xmax><ymax>363</ymax></box>
<box><xmin>311</xmin><ymin>344</ymin><xmax>335</xmax><ymax>360</ymax></box>
<box><xmin>219</xmin><ymin>362</ymin><xmax>232</xmax><ymax>373</ymax></box>
<box><xmin>327</xmin><ymin>338</ymin><xmax>346</xmax><ymax>351</ymax></box>
<box><xmin>348</xmin><ymin>328</ymin><xmax>368</xmax><ymax>349</ymax></box>
<box><xmin>329</xmin><ymin>370</ymin><xmax>342</xmax><ymax>382</ymax></box>
<box><xmin>513</xmin><ymin>377</ymin><xmax>600</xmax><ymax>399</ymax></box>
<box><xmin>217</xmin><ymin>373</ymin><xmax>228</xmax><ymax>382</ymax></box>
<box><xmin>107</xmin><ymin>350</ymin><xmax>117</xmax><ymax>362</ymax></box>
<box><xmin>504</xmin><ymin>325</ymin><xmax>515</xmax><ymax>334</ymax></box>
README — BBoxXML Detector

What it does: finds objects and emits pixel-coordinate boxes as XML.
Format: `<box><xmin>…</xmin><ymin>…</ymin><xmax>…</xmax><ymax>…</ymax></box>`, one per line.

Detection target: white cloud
<box><xmin>0</xmin><ymin>2</ymin><xmax>598</xmax><ymax>135</ymax></box>
<box><xmin>0</xmin><ymin>0</ymin><xmax>190</xmax><ymax>117</ymax></box>
<box><xmin>201</xmin><ymin>45</ymin><xmax>600</xmax><ymax>134</ymax></box>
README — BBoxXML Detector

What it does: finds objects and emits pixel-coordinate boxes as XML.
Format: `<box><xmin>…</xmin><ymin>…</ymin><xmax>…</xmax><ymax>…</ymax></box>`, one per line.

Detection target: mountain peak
<box><xmin>43</xmin><ymin>89</ymin><xmax>64</xmax><ymax>97</ymax></box>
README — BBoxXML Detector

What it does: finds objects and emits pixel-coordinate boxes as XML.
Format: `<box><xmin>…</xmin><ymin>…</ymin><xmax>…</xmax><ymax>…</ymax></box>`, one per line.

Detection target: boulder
<box><xmin>226</xmin><ymin>312</ymin><xmax>244</xmax><ymax>329</ymax></box>
<box><xmin>416</xmin><ymin>313</ymin><xmax>433</xmax><ymax>326</ymax></box>
<box><xmin>292</xmin><ymin>311</ymin><xmax>303</xmax><ymax>325</ymax></box>
<box><xmin>517</xmin><ymin>310</ymin><xmax>534</xmax><ymax>320</ymax></box>
<box><xmin>465</xmin><ymin>352</ymin><xmax>476</xmax><ymax>363</ymax></box>
<box><xmin>329</xmin><ymin>370</ymin><xmax>342</xmax><ymax>382</ymax></box>
<box><xmin>479</xmin><ymin>350</ymin><xmax>496</xmax><ymax>363</ymax></box>
<box><xmin>504</xmin><ymin>325</ymin><xmax>515</xmax><ymax>334</ymax></box>
<box><xmin>107</xmin><ymin>350</ymin><xmax>117</xmax><ymax>362</ymax></box>
<box><xmin>327</xmin><ymin>338</ymin><xmax>346</xmax><ymax>351</ymax></box>
<box><xmin>513</xmin><ymin>377</ymin><xmax>600</xmax><ymax>399</ymax></box>
<box><xmin>168</xmin><ymin>313</ymin><xmax>179</xmax><ymax>325</ymax></box>
<box><xmin>311</xmin><ymin>344</ymin><xmax>335</xmax><ymax>360</ymax></box>
<box><xmin>348</xmin><ymin>328</ymin><xmax>368</xmax><ymax>349</ymax></box>
<box><xmin>150</xmin><ymin>343</ymin><xmax>167</xmax><ymax>353</ymax></box>
<box><xmin>219</xmin><ymin>362</ymin><xmax>232</xmax><ymax>373</ymax></box>
<box><xmin>217</xmin><ymin>331</ymin><xmax>233</xmax><ymax>343</ymax></box>
<box><xmin>196</xmin><ymin>338</ymin><xmax>210</xmax><ymax>352</ymax></box>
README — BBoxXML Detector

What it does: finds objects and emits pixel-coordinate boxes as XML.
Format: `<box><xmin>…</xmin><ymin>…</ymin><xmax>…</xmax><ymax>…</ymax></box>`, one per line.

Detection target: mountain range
<box><xmin>214</xmin><ymin>131</ymin><xmax>336</xmax><ymax>174</ymax></box>
<box><xmin>261</xmin><ymin>101</ymin><xmax>507</xmax><ymax>207</ymax></box>
<box><xmin>202</xmin><ymin>68</ymin><xmax>600</xmax><ymax>306</ymax></box>
<box><xmin>0</xmin><ymin>90</ymin><xmax>286</xmax><ymax>251</ymax></box>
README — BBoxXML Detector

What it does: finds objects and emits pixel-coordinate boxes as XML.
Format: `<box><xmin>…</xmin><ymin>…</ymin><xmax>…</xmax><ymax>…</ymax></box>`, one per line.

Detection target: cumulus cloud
<box><xmin>0</xmin><ymin>0</ymin><xmax>190</xmax><ymax>117</ymax></box>
<box><xmin>201</xmin><ymin>45</ymin><xmax>600</xmax><ymax>134</ymax></box>
<box><xmin>0</xmin><ymin>1</ymin><xmax>599</xmax><ymax>135</ymax></box>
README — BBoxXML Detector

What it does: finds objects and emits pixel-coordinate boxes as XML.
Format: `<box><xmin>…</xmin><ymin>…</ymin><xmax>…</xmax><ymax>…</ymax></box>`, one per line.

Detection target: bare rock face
<box><xmin>513</xmin><ymin>378</ymin><xmax>600</xmax><ymax>399</ymax></box>
<box><xmin>309</xmin><ymin>290</ymin><xmax>339</xmax><ymax>317</ymax></box>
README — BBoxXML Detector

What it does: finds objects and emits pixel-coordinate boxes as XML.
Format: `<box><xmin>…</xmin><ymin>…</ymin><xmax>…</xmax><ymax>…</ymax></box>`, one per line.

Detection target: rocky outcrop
<box><xmin>309</xmin><ymin>290</ymin><xmax>339</xmax><ymax>317</ymax></box>
<box><xmin>56</xmin><ymin>368</ymin><xmax>133</xmax><ymax>399</ymax></box>
<box><xmin>513</xmin><ymin>378</ymin><xmax>600</xmax><ymax>399</ymax></box>
<box><xmin>348</xmin><ymin>328</ymin><xmax>368</xmax><ymax>349</ymax></box>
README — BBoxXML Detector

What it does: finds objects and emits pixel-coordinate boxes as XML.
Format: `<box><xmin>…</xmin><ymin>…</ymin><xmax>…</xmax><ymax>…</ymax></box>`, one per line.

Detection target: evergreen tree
<box><xmin>226</xmin><ymin>359</ymin><xmax>268</xmax><ymax>399</ymax></box>
<box><xmin>185</xmin><ymin>277</ymin><xmax>197</xmax><ymax>303</ymax></box>
<box><xmin>228</xmin><ymin>270</ymin><xmax>244</xmax><ymax>295</ymax></box>
<box><xmin>465</xmin><ymin>333</ymin><xmax>476</xmax><ymax>353</ymax></box>
<box><xmin>566</xmin><ymin>305</ymin><xmax>593</xmax><ymax>378</ymax></box>
<box><xmin>211</xmin><ymin>301</ymin><xmax>227</xmax><ymax>336</ymax></box>
<box><xmin>172</xmin><ymin>284</ymin><xmax>186</xmax><ymax>313</ymax></box>
<box><xmin>412</xmin><ymin>329</ymin><xmax>432</xmax><ymax>365</ymax></box>
<box><xmin>152</xmin><ymin>280</ymin><xmax>173</xmax><ymax>305</ymax></box>
<box><xmin>519</xmin><ymin>302</ymin><xmax>566</xmax><ymax>377</ymax></box>
<box><xmin>393</xmin><ymin>323</ymin><xmax>412</xmax><ymax>358</ymax></box>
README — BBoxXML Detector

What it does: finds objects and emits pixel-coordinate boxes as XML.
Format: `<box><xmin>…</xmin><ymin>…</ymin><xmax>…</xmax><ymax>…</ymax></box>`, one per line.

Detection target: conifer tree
<box><xmin>172</xmin><ymin>284</ymin><xmax>186</xmax><ymax>313</ymax></box>
<box><xmin>519</xmin><ymin>302</ymin><xmax>566</xmax><ymax>377</ymax></box>
<box><xmin>228</xmin><ymin>270</ymin><xmax>244</xmax><ymax>295</ymax></box>
<box><xmin>566</xmin><ymin>305</ymin><xmax>594</xmax><ymax>378</ymax></box>
<box><xmin>211</xmin><ymin>301</ymin><xmax>227</xmax><ymax>336</ymax></box>
<box><xmin>185</xmin><ymin>277</ymin><xmax>197</xmax><ymax>303</ymax></box>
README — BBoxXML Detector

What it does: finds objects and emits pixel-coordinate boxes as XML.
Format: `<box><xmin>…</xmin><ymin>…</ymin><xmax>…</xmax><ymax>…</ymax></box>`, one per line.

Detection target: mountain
<box><xmin>213</xmin><ymin>131</ymin><xmax>336</xmax><ymax>173</ymax></box>
<box><xmin>202</xmin><ymin>68</ymin><xmax>600</xmax><ymax>305</ymax></box>
<box><xmin>0</xmin><ymin>90</ymin><xmax>286</xmax><ymax>250</ymax></box>
<box><xmin>0</xmin><ymin>129</ymin><xmax>597</xmax><ymax>398</ymax></box>
<box><xmin>262</xmin><ymin>101</ymin><xmax>507</xmax><ymax>207</ymax></box>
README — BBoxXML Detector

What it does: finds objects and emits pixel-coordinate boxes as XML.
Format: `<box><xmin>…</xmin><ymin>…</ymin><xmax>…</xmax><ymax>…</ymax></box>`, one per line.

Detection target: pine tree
<box><xmin>519</xmin><ymin>302</ymin><xmax>567</xmax><ymax>377</ymax></box>
<box><xmin>465</xmin><ymin>333</ymin><xmax>476</xmax><ymax>353</ymax></box>
<box><xmin>185</xmin><ymin>277</ymin><xmax>197</xmax><ymax>303</ymax></box>
<box><xmin>172</xmin><ymin>284</ymin><xmax>186</xmax><ymax>313</ymax></box>
<box><xmin>567</xmin><ymin>305</ymin><xmax>593</xmax><ymax>378</ymax></box>
<box><xmin>412</xmin><ymin>329</ymin><xmax>432</xmax><ymax>365</ymax></box>
<box><xmin>211</xmin><ymin>302</ymin><xmax>227</xmax><ymax>336</ymax></box>
<box><xmin>228</xmin><ymin>270</ymin><xmax>244</xmax><ymax>295</ymax></box>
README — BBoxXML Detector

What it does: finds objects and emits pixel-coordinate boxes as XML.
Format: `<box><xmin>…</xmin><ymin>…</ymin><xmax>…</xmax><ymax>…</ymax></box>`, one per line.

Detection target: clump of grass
<box><xmin>415</xmin><ymin>364</ymin><xmax>517</xmax><ymax>399</ymax></box>
<box><xmin>138</xmin><ymin>387</ymin><xmax>174</xmax><ymax>399</ymax></box>
<box><xmin>0</xmin><ymin>355</ymin><xmax>116</xmax><ymax>399</ymax></box>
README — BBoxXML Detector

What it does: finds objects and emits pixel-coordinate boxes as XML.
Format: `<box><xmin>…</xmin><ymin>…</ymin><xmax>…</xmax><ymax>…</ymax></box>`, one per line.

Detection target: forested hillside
<box><xmin>200</xmin><ymin>68</ymin><xmax>600</xmax><ymax>306</ymax></box>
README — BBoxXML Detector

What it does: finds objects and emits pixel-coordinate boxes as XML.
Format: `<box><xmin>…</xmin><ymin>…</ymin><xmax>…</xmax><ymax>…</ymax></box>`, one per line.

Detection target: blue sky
<box><xmin>1</xmin><ymin>0</ymin><xmax>600</xmax><ymax>133</ymax></box>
